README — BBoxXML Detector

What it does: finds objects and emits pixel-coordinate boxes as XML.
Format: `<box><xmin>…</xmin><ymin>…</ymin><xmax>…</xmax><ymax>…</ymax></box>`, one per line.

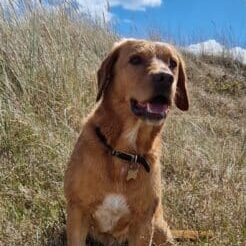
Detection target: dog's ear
<box><xmin>175</xmin><ymin>54</ymin><xmax>189</xmax><ymax>111</ymax></box>
<box><xmin>96</xmin><ymin>45</ymin><xmax>120</xmax><ymax>102</ymax></box>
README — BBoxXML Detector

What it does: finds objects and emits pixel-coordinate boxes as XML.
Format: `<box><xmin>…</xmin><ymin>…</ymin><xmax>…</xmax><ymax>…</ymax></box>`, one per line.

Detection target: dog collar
<box><xmin>95</xmin><ymin>127</ymin><xmax>150</xmax><ymax>173</ymax></box>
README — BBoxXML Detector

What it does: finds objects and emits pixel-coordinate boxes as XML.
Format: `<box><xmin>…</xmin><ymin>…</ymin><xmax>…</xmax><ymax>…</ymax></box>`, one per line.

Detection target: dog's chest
<box><xmin>93</xmin><ymin>194</ymin><xmax>130</xmax><ymax>234</ymax></box>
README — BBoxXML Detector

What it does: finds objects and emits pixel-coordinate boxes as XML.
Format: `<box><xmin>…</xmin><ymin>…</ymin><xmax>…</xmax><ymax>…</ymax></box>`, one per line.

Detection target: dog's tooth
<box><xmin>147</xmin><ymin>103</ymin><xmax>169</xmax><ymax>115</ymax></box>
<box><xmin>147</xmin><ymin>103</ymin><xmax>152</xmax><ymax>113</ymax></box>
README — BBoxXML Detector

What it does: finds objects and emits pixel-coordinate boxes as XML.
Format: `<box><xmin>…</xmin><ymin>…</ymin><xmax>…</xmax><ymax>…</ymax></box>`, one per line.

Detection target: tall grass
<box><xmin>0</xmin><ymin>1</ymin><xmax>245</xmax><ymax>245</ymax></box>
<box><xmin>0</xmin><ymin>2</ymin><xmax>115</xmax><ymax>245</ymax></box>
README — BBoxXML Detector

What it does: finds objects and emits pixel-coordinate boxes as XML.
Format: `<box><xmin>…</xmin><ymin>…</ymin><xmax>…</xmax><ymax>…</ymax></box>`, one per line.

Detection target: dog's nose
<box><xmin>152</xmin><ymin>72</ymin><xmax>173</xmax><ymax>85</ymax></box>
<box><xmin>152</xmin><ymin>72</ymin><xmax>174</xmax><ymax>93</ymax></box>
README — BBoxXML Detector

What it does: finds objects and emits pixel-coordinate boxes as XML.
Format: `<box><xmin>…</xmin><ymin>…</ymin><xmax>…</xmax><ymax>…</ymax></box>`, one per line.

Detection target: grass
<box><xmin>0</xmin><ymin>2</ymin><xmax>245</xmax><ymax>246</ymax></box>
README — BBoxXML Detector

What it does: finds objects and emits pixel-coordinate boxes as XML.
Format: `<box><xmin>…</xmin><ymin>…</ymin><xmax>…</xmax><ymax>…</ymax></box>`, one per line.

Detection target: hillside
<box><xmin>0</xmin><ymin>7</ymin><xmax>245</xmax><ymax>246</ymax></box>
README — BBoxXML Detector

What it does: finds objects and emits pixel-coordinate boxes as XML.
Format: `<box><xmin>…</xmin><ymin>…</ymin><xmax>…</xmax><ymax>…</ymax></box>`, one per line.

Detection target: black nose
<box><xmin>152</xmin><ymin>72</ymin><xmax>174</xmax><ymax>85</ymax></box>
<box><xmin>152</xmin><ymin>72</ymin><xmax>174</xmax><ymax>93</ymax></box>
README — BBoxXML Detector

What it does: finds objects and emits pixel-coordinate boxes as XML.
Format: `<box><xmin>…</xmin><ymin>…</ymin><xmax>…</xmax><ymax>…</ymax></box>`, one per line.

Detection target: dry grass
<box><xmin>0</xmin><ymin>2</ymin><xmax>245</xmax><ymax>246</ymax></box>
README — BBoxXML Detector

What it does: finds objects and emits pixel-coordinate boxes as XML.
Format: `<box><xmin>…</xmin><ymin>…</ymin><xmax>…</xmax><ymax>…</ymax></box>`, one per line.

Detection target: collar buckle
<box><xmin>129</xmin><ymin>154</ymin><xmax>138</xmax><ymax>163</ymax></box>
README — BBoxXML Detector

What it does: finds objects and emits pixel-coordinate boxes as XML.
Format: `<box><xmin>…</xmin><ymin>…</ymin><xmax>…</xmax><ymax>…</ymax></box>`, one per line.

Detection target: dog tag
<box><xmin>126</xmin><ymin>168</ymin><xmax>138</xmax><ymax>181</ymax></box>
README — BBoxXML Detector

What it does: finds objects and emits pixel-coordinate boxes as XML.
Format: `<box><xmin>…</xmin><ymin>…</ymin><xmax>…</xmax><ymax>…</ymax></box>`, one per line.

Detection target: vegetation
<box><xmin>0</xmin><ymin>2</ymin><xmax>245</xmax><ymax>245</ymax></box>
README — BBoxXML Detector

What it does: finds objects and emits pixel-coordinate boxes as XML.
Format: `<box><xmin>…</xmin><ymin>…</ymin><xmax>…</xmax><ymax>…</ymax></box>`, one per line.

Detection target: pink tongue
<box><xmin>147</xmin><ymin>103</ymin><xmax>168</xmax><ymax>114</ymax></box>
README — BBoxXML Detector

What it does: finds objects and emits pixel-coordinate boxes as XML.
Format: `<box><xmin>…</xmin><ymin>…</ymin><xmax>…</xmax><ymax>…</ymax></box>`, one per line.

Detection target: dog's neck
<box><xmin>93</xmin><ymin>100</ymin><xmax>163</xmax><ymax>155</ymax></box>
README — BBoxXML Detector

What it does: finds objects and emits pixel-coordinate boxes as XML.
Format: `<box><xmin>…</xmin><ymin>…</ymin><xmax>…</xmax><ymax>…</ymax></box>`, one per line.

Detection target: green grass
<box><xmin>0</xmin><ymin>2</ymin><xmax>245</xmax><ymax>246</ymax></box>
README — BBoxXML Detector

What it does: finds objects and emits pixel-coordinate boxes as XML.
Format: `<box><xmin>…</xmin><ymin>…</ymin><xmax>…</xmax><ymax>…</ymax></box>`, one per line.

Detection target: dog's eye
<box><xmin>129</xmin><ymin>55</ymin><xmax>142</xmax><ymax>65</ymax></box>
<box><xmin>169</xmin><ymin>59</ymin><xmax>177</xmax><ymax>69</ymax></box>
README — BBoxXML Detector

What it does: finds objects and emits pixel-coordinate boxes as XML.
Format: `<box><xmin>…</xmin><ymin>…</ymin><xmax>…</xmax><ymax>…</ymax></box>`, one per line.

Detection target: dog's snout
<box><xmin>152</xmin><ymin>72</ymin><xmax>173</xmax><ymax>85</ymax></box>
<box><xmin>152</xmin><ymin>72</ymin><xmax>174</xmax><ymax>93</ymax></box>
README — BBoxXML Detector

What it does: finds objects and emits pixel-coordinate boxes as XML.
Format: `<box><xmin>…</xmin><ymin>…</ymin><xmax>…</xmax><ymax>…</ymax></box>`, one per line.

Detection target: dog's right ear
<box><xmin>96</xmin><ymin>45</ymin><xmax>121</xmax><ymax>102</ymax></box>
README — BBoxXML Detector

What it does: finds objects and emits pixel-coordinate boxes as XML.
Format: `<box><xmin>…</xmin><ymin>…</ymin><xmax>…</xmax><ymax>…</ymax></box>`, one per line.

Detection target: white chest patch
<box><xmin>124</xmin><ymin>121</ymin><xmax>141</xmax><ymax>149</ymax></box>
<box><xmin>94</xmin><ymin>194</ymin><xmax>130</xmax><ymax>233</ymax></box>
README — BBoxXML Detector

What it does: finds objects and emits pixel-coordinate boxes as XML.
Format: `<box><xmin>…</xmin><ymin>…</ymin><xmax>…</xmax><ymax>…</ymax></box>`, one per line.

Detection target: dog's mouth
<box><xmin>130</xmin><ymin>95</ymin><xmax>170</xmax><ymax>121</ymax></box>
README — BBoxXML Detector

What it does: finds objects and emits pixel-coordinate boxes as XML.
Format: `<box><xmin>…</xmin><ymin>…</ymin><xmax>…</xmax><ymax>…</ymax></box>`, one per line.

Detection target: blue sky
<box><xmin>50</xmin><ymin>0</ymin><xmax>246</xmax><ymax>47</ymax></box>
<box><xmin>2</xmin><ymin>0</ymin><xmax>246</xmax><ymax>48</ymax></box>
<box><xmin>110</xmin><ymin>0</ymin><xmax>246</xmax><ymax>47</ymax></box>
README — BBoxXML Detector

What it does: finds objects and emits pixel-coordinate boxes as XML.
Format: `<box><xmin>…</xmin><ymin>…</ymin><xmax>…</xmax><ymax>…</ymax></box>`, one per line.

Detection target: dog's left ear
<box><xmin>96</xmin><ymin>45</ymin><xmax>120</xmax><ymax>102</ymax></box>
<box><xmin>175</xmin><ymin>54</ymin><xmax>189</xmax><ymax>111</ymax></box>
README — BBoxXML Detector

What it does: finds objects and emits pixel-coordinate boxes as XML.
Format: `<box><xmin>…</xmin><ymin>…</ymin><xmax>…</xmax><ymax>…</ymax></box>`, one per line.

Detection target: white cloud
<box><xmin>123</xmin><ymin>18</ymin><xmax>133</xmax><ymax>24</ymax></box>
<box><xmin>0</xmin><ymin>0</ymin><xmax>112</xmax><ymax>22</ymax></box>
<box><xmin>109</xmin><ymin>0</ymin><xmax>162</xmax><ymax>11</ymax></box>
<box><xmin>77</xmin><ymin>0</ymin><xmax>112</xmax><ymax>22</ymax></box>
<box><xmin>230</xmin><ymin>46</ymin><xmax>246</xmax><ymax>64</ymax></box>
<box><xmin>186</xmin><ymin>40</ymin><xmax>246</xmax><ymax>64</ymax></box>
<box><xmin>76</xmin><ymin>0</ymin><xmax>162</xmax><ymax>21</ymax></box>
<box><xmin>186</xmin><ymin>40</ymin><xmax>224</xmax><ymax>55</ymax></box>
<box><xmin>1</xmin><ymin>1</ymin><xmax>162</xmax><ymax>22</ymax></box>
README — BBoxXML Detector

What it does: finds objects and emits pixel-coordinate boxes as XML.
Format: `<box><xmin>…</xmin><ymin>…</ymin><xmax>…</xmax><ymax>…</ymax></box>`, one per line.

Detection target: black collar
<box><xmin>95</xmin><ymin>127</ymin><xmax>150</xmax><ymax>173</ymax></box>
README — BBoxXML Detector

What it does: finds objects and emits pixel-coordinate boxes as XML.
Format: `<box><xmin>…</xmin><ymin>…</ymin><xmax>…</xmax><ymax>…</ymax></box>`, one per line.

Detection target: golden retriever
<box><xmin>64</xmin><ymin>39</ymin><xmax>202</xmax><ymax>246</ymax></box>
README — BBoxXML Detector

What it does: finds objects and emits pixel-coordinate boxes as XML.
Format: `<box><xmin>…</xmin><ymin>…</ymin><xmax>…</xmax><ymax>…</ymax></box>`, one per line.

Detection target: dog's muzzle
<box><xmin>130</xmin><ymin>72</ymin><xmax>173</xmax><ymax>121</ymax></box>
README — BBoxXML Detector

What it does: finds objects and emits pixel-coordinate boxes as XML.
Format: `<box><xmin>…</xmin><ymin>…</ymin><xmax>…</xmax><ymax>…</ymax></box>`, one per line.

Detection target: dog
<box><xmin>64</xmin><ymin>39</ymin><xmax>199</xmax><ymax>246</ymax></box>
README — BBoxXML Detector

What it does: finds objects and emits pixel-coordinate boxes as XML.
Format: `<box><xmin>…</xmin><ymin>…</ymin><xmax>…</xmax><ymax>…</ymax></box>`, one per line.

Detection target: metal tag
<box><xmin>126</xmin><ymin>168</ymin><xmax>138</xmax><ymax>181</ymax></box>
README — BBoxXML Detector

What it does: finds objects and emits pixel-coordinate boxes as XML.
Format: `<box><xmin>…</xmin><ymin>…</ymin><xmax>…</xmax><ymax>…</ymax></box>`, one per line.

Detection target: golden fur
<box><xmin>64</xmin><ymin>39</ymin><xmax>201</xmax><ymax>246</ymax></box>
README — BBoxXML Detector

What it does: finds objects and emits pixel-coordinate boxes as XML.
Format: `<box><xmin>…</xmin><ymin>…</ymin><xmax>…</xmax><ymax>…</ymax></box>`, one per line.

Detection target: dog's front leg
<box><xmin>66</xmin><ymin>204</ymin><xmax>88</xmax><ymax>246</ymax></box>
<box><xmin>151</xmin><ymin>201</ymin><xmax>174</xmax><ymax>245</ymax></box>
<box><xmin>128</xmin><ymin>221</ymin><xmax>154</xmax><ymax>246</ymax></box>
<box><xmin>152</xmin><ymin>223</ymin><xmax>174</xmax><ymax>246</ymax></box>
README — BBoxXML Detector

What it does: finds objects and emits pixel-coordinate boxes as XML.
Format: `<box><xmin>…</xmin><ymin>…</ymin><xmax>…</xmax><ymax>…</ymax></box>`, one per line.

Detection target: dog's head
<box><xmin>97</xmin><ymin>39</ymin><xmax>189</xmax><ymax>124</ymax></box>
